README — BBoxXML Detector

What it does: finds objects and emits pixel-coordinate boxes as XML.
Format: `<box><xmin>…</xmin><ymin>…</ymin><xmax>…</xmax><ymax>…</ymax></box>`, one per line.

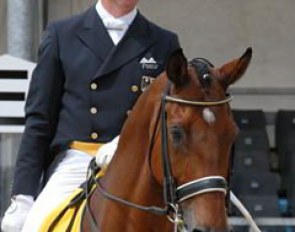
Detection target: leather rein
<box><xmin>86</xmin><ymin>82</ymin><xmax>233</xmax><ymax>230</ymax></box>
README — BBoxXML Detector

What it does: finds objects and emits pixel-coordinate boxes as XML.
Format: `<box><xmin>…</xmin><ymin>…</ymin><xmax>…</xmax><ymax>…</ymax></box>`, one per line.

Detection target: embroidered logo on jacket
<box><xmin>140</xmin><ymin>57</ymin><xmax>158</xmax><ymax>70</ymax></box>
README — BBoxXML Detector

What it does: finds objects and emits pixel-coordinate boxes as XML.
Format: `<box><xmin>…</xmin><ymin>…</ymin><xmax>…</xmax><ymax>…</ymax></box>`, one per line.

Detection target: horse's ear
<box><xmin>218</xmin><ymin>47</ymin><xmax>252</xmax><ymax>89</ymax></box>
<box><xmin>166</xmin><ymin>48</ymin><xmax>188</xmax><ymax>87</ymax></box>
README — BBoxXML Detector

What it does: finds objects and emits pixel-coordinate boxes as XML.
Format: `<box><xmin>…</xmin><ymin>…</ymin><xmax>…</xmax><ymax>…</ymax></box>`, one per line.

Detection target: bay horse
<box><xmin>82</xmin><ymin>48</ymin><xmax>252</xmax><ymax>232</ymax></box>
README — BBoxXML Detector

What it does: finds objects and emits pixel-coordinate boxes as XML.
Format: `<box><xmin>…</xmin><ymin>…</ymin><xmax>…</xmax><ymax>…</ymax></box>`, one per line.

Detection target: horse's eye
<box><xmin>170</xmin><ymin>125</ymin><xmax>184</xmax><ymax>146</ymax></box>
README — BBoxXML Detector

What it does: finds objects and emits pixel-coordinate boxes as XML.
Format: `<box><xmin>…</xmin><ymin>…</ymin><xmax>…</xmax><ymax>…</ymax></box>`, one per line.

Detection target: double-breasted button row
<box><xmin>92</xmin><ymin>82</ymin><xmax>139</xmax><ymax>93</ymax></box>
<box><xmin>90</xmin><ymin>82</ymin><xmax>98</xmax><ymax>140</ymax></box>
<box><xmin>90</xmin><ymin>83</ymin><xmax>98</xmax><ymax>114</ymax></box>
<box><xmin>89</xmin><ymin>83</ymin><xmax>139</xmax><ymax>140</ymax></box>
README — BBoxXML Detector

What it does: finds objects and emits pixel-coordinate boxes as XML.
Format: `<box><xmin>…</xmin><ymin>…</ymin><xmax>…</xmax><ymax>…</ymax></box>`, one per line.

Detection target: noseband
<box><xmin>90</xmin><ymin>81</ymin><xmax>232</xmax><ymax>231</ymax></box>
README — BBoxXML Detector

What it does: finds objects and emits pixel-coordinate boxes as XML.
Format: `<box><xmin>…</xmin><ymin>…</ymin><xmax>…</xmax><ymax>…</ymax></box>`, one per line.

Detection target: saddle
<box><xmin>40</xmin><ymin>163</ymin><xmax>104</xmax><ymax>232</ymax></box>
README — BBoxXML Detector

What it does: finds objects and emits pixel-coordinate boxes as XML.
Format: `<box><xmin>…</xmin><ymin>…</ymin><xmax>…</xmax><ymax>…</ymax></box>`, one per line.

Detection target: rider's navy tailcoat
<box><xmin>12</xmin><ymin>6</ymin><xmax>180</xmax><ymax>197</ymax></box>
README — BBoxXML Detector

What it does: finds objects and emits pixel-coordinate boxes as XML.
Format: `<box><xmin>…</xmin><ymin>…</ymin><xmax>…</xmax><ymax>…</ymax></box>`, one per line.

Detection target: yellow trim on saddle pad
<box><xmin>39</xmin><ymin>171</ymin><xmax>105</xmax><ymax>232</ymax></box>
<box><xmin>69</xmin><ymin>141</ymin><xmax>104</xmax><ymax>156</ymax></box>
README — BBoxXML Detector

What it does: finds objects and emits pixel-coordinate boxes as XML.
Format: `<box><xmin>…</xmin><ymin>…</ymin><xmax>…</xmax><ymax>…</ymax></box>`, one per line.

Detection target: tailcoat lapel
<box><xmin>93</xmin><ymin>12</ymin><xmax>158</xmax><ymax>79</ymax></box>
<box><xmin>75</xmin><ymin>6</ymin><xmax>114</xmax><ymax>62</ymax></box>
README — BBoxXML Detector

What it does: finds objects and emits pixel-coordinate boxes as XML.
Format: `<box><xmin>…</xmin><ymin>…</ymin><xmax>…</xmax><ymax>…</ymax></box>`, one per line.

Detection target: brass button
<box><xmin>126</xmin><ymin>110</ymin><xmax>132</xmax><ymax>116</ymax></box>
<box><xmin>91</xmin><ymin>132</ymin><xmax>98</xmax><ymax>140</ymax></box>
<box><xmin>90</xmin><ymin>83</ymin><xmax>97</xmax><ymax>90</ymax></box>
<box><xmin>131</xmin><ymin>85</ymin><xmax>139</xmax><ymax>93</ymax></box>
<box><xmin>90</xmin><ymin>107</ymin><xmax>97</xmax><ymax>114</ymax></box>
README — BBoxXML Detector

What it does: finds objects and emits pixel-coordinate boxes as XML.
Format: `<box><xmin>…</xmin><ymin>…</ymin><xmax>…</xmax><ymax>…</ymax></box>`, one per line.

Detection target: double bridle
<box><xmin>160</xmin><ymin>83</ymin><xmax>232</xmax><ymax>229</ymax></box>
<box><xmin>86</xmin><ymin>81</ymin><xmax>233</xmax><ymax>231</ymax></box>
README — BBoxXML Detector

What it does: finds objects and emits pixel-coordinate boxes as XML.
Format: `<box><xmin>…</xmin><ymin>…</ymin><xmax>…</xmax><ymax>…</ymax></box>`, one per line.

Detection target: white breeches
<box><xmin>21</xmin><ymin>149</ymin><xmax>93</xmax><ymax>232</ymax></box>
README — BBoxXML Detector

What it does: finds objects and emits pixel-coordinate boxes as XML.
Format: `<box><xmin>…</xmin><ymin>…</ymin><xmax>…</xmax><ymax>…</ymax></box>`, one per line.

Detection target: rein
<box><xmin>86</xmin><ymin>81</ymin><xmax>232</xmax><ymax>231</ymax></box>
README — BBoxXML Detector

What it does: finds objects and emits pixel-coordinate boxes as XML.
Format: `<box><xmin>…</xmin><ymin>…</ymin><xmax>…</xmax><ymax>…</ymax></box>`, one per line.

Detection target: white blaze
<box><xmin>203</xmin><ymin>107</ymin><xmax>216</xmax><ymax>124</ymax></box>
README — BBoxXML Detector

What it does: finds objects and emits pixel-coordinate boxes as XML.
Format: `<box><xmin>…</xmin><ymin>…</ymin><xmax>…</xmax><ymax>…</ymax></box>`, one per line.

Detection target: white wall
<box><xmin>139</xmin><ymin>0</ymin><xmax>295</xmax><ymax>90</ymax></box>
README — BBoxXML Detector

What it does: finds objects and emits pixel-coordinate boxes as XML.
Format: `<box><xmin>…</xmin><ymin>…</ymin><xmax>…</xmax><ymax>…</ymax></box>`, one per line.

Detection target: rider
<box><xmin>1</xmin><ymin>0</ymin><xmax>180</xmax><ymax>231</ymax></box>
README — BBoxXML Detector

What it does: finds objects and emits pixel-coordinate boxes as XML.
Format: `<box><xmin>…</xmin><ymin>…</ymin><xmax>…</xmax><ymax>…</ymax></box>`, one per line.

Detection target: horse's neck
<box><xmin>103</xmin><ymin>78</ymin><xmax>162</xmax><ymax>194</ymax></box>
<box><xmin>103</xmin><ymin>76</ymin><xmax>167</xmax><ymax>191</ymax></box>
<box><xmin>93</xmin><ymin>77</ymin><xmax>169</xmax><ymax>231</ymax></box>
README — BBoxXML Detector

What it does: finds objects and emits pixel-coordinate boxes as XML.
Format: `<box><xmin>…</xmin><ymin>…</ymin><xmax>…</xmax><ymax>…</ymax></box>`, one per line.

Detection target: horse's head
<box><xmin>151</xmin><ymin>48</ymin><xmax>252</xmax><ymax>232</ymax></box>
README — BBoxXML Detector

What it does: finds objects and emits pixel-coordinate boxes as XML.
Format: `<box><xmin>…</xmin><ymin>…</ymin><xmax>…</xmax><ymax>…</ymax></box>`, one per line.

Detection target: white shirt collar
<box><xmin>96</xmin><ymin>0</ymin><xmax>138</xmax><ymax>28</ymax></box>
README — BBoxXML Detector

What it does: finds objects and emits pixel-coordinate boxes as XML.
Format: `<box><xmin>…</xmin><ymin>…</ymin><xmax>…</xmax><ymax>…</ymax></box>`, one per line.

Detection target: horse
<box><xmin>81</xmin><ymin>48</ymin><xmax>252</xmax><ymax>232</ymax></box>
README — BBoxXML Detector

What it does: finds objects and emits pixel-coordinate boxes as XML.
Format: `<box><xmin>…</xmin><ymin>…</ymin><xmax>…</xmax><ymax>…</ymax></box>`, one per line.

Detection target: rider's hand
<box><xmin>95</xmin><ymin>136</ymin><xmax>119</xmax><ymax>168</ymax></box>
<box><xmin>1</xmin><ymin>195</ymin><xmax>34</xmax><ymax>232</ymax></box>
